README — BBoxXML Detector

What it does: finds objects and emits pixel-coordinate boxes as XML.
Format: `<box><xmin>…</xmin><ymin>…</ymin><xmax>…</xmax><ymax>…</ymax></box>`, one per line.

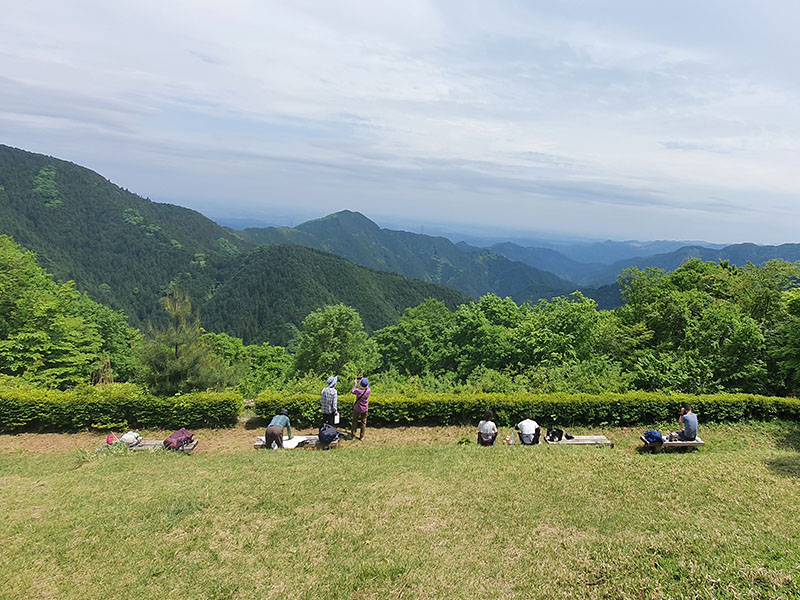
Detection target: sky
<box><xmin>2</xmin><ymin>0</ymin><xmax>800</xmax><ymax>244</ymax></box>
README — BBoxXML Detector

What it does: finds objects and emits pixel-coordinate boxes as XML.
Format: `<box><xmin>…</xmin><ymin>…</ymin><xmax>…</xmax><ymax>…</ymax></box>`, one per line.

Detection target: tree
<box><xmin>136</xmin><ymin>288</ymin><xmax>236</xmax><ymax>395</ymax></box>
<box><xmin>374</xmin><ymin>299</ymin><xmax>456</xmax><ymax>375</ymax></box>
<box><xmin>202</xmin><ymin>331</ymin><xmax>292</xmax><ymax>397</ymax></box>
<box><xmin>293</xmin><ymin>304</ymin><xmax>379</xmax><ymax>376</ymax></box>
<box><xmin>0</xmin><ymin>235</ymin><xmax>132</xmax><ymax>388</ymax></box>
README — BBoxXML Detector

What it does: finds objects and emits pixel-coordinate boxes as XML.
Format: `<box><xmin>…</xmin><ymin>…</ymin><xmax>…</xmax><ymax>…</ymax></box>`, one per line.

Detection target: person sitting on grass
<box><xmin>477</xmin><ymin>409</ymin><xmax>498</xmax><ymax>446</ymax></box>
<box><xmin>677</xmin><ymin>403</ymin><xmax>698</xmax><ymax>441</ymax></box>
<box><xmin>515</xmin><ymin>412</ymin><xmax>541</xmax><ymax>445</ymax></box>
<box><xmin>265</xmin><ymin>409</ymin><xmax>293</xmax><ymax>450</ymax></box>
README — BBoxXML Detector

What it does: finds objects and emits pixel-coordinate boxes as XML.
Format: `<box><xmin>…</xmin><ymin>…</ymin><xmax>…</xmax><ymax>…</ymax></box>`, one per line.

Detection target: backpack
<box><xmin>546</xmin><ymin>428</ymin><xmax>563</xmax><ymax>442</ymax></box>
<box><xmin>163</xmin><ymin>428</ymin><xmax>193</xmax><ymax>450</ymax></box>
<box><xmin>318</xmin><ymin>423</ymin><xmax>340</xmax><ymax>445</ymax></box>
<box><xmin>120</xmin><ymin>431</ymin><xmax>142</xmax><ymax>447</ymax></box>
<box><xmin>643</xmin><ymin>430</ymin><xmax>663</xmax><ymax>444</ymax></box>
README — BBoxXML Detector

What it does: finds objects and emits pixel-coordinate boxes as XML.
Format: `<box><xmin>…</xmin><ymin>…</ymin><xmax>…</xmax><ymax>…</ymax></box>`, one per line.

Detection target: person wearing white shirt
<box><xmin>477</xmin><ymin>409</ymin><xmax>498</xmax><ymax>446</ymax></box>
<box><xmin>515</xmin><ymin>413</ymin><xmax>541</xmax><ymax>445</ymax></box>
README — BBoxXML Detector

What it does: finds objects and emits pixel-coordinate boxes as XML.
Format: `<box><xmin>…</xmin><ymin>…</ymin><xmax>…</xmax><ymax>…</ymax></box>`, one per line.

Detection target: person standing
<box><xmin>351</xmin><ymin>376</ymin><xmax>370</xmax><ymax>440</ymax></box>
<box><xmin>321</xmin><ymin>375</ymin><xmax>339</xmax><ymax>426</ymax></box>
<box><xmin>265</xmin><ymin>409</ymin><xmax>293</xmax><ymax>449</ymax></box>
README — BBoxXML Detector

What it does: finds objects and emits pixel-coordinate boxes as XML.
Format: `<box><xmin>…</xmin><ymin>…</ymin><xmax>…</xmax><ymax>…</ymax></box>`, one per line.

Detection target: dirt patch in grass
<box><xmin>0</xmin><ymin>424</ymin><xmax>485</xmax><ymax>454</ymax></box>
<box><xmin>0</xmin><ymin>422</ymin><xmax>782</xmax><ymax>455</ymax></box>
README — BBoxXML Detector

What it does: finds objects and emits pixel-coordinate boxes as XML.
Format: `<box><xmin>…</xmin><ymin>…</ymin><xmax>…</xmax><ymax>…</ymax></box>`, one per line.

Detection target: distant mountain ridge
<box><xmin>239</xmin><ymin>210</ymin><xmax>579</xmax><ymax>303</ymax></box>
<box><xmin>489</xmin><ymin>240</ymin><xmax>800</xmax><ymax>287</ymax></box>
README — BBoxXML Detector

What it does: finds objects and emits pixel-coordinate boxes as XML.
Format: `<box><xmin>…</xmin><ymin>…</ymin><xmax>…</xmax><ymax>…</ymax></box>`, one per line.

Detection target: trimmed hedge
<box><xmin>254</xmin><ymin>390</ymin><xmax>800</xmax><ymax>428</ymax></box>
<box><xmin>0</xmin><ymin>383</ymin><xmax>244</xmax><ymax>432</ymax></box>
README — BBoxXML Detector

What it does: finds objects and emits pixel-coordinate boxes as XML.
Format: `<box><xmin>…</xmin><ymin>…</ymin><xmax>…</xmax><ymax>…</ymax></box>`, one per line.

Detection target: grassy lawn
<box><xmin>1</xmin><ymin>423</ymin><xmax>799</xmax><ymax>600</ymax></box>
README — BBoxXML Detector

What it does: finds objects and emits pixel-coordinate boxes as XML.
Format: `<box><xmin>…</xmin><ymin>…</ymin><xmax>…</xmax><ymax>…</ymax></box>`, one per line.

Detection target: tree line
<box><xmin>2</xmin><ymin>234</ymin><xmax>800</xmax><ymax>397</ymax></box>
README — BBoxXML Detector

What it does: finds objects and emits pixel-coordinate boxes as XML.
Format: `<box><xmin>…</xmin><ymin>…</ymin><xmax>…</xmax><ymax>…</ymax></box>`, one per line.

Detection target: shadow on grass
<box><xmin>243</xmin><ymin>416</ymin><xmax>267</xmax><ymax>430</ymax></box>
<box><xmin>774</xmin><ymin>422</ymin><xmax>800</xmax><ymax>452</ymax></box>
<box><xmin>766</xmin><ymin>422</ymin><xmax>800</xmax><ymax>478</ymax></box>
<box><xmin>766</xmin><ymin>455</ymin><xmax>800</xmax><ymax>478</ymax></box>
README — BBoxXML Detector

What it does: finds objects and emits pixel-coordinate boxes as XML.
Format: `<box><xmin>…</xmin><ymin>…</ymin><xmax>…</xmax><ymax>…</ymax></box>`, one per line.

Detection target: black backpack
<box><xmin>318</xmin><ymin>423</ymin><xmax>340</xmax><ymax>445</ymax></box>
<box><xmin>546</xmin><ymin>428</ymin><xmax>564</xmax><ymax>442</ymax></box>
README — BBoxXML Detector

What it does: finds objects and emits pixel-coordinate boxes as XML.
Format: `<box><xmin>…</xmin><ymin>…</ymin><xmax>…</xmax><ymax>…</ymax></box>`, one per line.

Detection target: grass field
<box><xmin>1</xmin><ymin>422</ymin><xmax>799</xmax><ymax>600</ymax></box>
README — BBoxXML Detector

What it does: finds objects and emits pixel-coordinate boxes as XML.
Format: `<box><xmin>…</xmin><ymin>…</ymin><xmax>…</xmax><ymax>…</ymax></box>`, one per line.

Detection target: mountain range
<box><xmin>238</xmin><ymin>211</ymin><xmax>580</xmax><ymax>303</ymax></box>
<box><xmin>2</xmin><ymin>144</ymin><xmax>799</xmax><ymax>345</ymax></box>
<box><xmin>0</xmin><ymin>145</ymin><xmax>466</xmax><ymax>343</ymax></box>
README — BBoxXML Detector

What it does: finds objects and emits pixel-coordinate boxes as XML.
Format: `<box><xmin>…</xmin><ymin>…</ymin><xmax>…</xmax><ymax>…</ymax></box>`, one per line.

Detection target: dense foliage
<box><xmin>0</xmin><ymin>145</ymin><xmax>251</xmax><ymax>327</ymax></box>
<box><xmin>370</xmin><ymin>259</ymin><xmax>800</xmax><ymax>397</ymax></box>
<box><xmin>200</xmin><ymin>244</ymin><xmax>469</xmax><ymax>345</ymax></box>
<box><xmin>0</xmin><ymin>236</ymin><xmax>139</xmax><ymax>388</ymax></box>
<box><xmin>0</xmin><ymin>382</ymin><xmax>243</xmax><ymax>432</ymax></box>
<box><xmin>136</xmin><ymin>289</ymin><xmax>239</xmax><ymax>396</ymax></box>
<box><xmin>293</xmin><ymin>304</ymin><xmax>379</xmax><ymax>376</ymax></box>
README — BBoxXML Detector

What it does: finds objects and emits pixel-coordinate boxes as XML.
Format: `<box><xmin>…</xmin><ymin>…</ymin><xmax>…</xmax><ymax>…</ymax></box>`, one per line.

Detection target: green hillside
<box><xmin>0</xmin><ymin>145</ymin><xmax>251</xmax><ymax>324</ymax></box>
<box><xmin>201</xmin><ymin>244</ymin><xmax>470</xmax><ymax>345</ymax></box>
<box><xmin>239</xmin><ymin>210</ymin><xmax>576</xmax><ymax>301</ymax></box>
<box><xmin>0</xmin><ymin>145</ymin><xmax>475</xmax><ymax>344</ymax></box>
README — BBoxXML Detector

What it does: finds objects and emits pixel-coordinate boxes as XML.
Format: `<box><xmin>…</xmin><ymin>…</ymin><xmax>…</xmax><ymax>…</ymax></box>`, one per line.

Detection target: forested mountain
<box><xmin>489</xmin><ymin>242</ymin><xmax>604</xmax><ymax>284</ymax></box>
<box><xmin>0</xmin><ymin>145</ymin><xmax>252</xmax><ymax>325</ymax></box>
<box><xmin>0</xmin><ymin>146</ymin><xmax>470</xmax><ymax>343</ymax></box>
<box><xmin>200</xmin><ymin>244</ymin><xmax>470</xmax><ymax>345</ymax></box>
<box><xmin>239</xmin><ymin>210</ymin><xmax>577</xmax><ymax>302</ymax></box>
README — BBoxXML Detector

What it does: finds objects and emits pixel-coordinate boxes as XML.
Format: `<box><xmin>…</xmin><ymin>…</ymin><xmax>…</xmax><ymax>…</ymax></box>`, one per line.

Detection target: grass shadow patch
<box><xmin>773</xmin><ymin>422</ymin><xmax>800</xmax><ymax>452</ymax></box>
<box><xmin>243</xmin><ymin>416</ymin><xmax>267</xmax><ymax>430</ymax></box>
<box><xmin>766</xmin><ymin>455</ymin><xmax>800</xmax><ymax>478</ymax></box>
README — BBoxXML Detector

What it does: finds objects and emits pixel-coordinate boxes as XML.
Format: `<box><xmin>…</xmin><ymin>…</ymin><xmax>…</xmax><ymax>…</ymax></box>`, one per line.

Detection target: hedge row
<box><xmin>254</xmin><ymin>390</ymin><xmax>800</xmax><ymax>428</ymax></box>
<box><xmin>0</xmin><ymin>383</ymin><xmax>244</xmax><ymax>432</ymax></box>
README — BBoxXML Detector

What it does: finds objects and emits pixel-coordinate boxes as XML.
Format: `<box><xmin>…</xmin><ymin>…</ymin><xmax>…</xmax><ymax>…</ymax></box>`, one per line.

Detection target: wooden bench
<box><xmin>640</xmin><ymin>436</ymin><xmax>704</xmax><ymax>452</ymax></box>
<box><xmin>254</xmin><ymin>435</ymin><xmax>338</xmax><ymax>450</ymax></box>
<box><xmin>130</xmin><ymin>440</ymin><xmax>198</xmax><ymax>453</ymax></box>
<box><xmin>546</xmin><ymin>435</ymin><xmax>613</xmax><ymax>447</ymax></box>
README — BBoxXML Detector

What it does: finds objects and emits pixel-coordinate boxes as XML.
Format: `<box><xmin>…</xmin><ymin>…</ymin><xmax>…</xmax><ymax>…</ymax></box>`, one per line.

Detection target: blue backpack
<box><xmin>643</xmin><ymin>430</ymin><xmax>663</xmax><ymax>444</ymax></box>
<box><xmin>318</xmin><ymin>423</ymin><xmax>340</xmax><ymax>445</ymax></box>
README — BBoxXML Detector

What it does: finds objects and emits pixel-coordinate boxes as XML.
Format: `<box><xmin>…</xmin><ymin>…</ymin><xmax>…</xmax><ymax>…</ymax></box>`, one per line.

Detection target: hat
<box><xmin>359</xmin><ymin>377</ymin><xmax>369</xmax><ymax>387</ymax></box>
<box><xmin>326</xmin><ymin>375</ymin><xmax>338</xmax><ymax>387</ymax></box>
<box><xmin>279</xmin><ymin>409</ymin><xmax>289</xmax><ymax>416</ymax></box>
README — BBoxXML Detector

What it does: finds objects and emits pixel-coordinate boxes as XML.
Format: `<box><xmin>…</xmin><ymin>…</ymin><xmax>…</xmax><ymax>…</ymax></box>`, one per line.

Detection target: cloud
<box><xmin>1</xmin><ymin>1</ymin><xmax>800</xmax><ymax>243</ymax></box>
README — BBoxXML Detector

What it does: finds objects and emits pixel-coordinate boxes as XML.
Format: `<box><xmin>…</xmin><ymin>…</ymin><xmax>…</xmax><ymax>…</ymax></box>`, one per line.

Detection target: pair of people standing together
<box><xmin>321</xmin><ymin>376</ymin><xmax>371</xmax><ymax>440</ymax></box>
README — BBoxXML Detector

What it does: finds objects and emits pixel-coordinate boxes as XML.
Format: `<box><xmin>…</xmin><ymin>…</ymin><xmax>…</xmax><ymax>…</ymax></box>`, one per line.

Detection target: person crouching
<box><xmin>265</xmin><ymin>409</ymin><xmax>293</xmax><ymax>449</ymax></box>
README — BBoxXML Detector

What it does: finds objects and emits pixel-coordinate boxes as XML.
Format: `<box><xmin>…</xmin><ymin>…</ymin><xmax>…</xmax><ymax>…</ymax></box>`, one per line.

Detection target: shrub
<box><xmin>254</xmin><ymin>390</ymin><xmax>800</xmax><ymax>428</ymax></box>
<box><xmin>0</xmin><ymin>383</ymin><xmax>243</xmax><ymax>432</ymax></box>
